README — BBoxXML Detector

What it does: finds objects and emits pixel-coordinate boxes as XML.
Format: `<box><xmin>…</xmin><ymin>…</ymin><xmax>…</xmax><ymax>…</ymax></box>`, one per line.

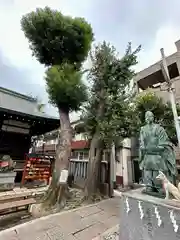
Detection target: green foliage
<box><xmin>45</xmin><ymin>64</ymin><xmax>87</xmax><ymax>111</ymax></box>
<box><xmin>82</xmin><ymin>41</ymin><xmax>140</xmax><ymax>145</ymax></box>
<box><xmin>21</xmin><ymin>6</ymin><xmax>94</xmax><ymax>67</ymax></box>
<box><xmin>37</xmin><ymin>103</ymin><xmax>45</xmax><ymax>113</ymax></box>
<box><xmin>133</xmin><ymin>90</ymin><xmax>180</xmax><ymax>145</ymax></box>
<box><xmin>21</xmin><ymin>7</ymin><xmax>93</xmax><ymax>113</ymax></box>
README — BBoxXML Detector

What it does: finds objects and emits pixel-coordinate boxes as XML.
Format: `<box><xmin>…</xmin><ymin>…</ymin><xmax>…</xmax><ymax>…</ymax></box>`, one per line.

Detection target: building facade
<box><xmin>0</xmin><ymin>86</ymin><xmax>59</xmax><ymax>182</ymax></box>
<box><xmin>134</xmin><ymin>40</ymin><xmax>180</xmax><ymax>102</ymax></box>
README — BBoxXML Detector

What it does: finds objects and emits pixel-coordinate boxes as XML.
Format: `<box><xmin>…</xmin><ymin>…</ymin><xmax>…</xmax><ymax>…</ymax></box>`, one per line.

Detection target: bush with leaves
<box><xmin>132</xmin><ymin>89</ymin><xmax>180</xmax><ymax>145</ymax></box>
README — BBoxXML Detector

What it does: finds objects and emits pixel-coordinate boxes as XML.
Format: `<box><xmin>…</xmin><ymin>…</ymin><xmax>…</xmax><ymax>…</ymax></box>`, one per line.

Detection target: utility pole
<box><xmin>160</xmin><ymin>48</ymin><xmax>180</xmax><ymax>148</ymax></box>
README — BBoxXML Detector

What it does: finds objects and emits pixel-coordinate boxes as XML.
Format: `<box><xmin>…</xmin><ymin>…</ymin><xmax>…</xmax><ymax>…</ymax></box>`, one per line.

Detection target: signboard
<box><xmin>2</xmin><ymin>125</ymin><xmax>30</xmax><ymax>134</ymax></box>
<box><xmin>59</xmin><ymin>169</ymin><xmax>68</xmax><ymax>184</ymax></box>
<box><xmin>3</xmin><ymin>120</ymin><xmax>30</xmax><ymax>129</ymax></box>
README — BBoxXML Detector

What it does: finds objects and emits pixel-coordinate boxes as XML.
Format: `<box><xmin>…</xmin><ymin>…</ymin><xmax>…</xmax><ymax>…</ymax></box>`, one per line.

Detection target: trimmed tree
<box><xmin>82</xmin><ymin>42</ymin><xmax>140</xmax><ymax>198</ymax></box>
<box><xmin>21</xmin><ymin>7</ymin><xmax>93</xmax><ymax>210</ymax></box>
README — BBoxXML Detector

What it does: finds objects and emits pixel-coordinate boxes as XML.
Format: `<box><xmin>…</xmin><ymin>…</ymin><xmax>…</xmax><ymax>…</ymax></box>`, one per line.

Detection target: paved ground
<box><xmin>92</xmin><ymin>225</ymin><xmax>119</xmax><ymax>240</ymax></box>
<box><xmin>0</xmin><ymin>197</ymin><xmax>120</xmax><ymax>240</ymax></box>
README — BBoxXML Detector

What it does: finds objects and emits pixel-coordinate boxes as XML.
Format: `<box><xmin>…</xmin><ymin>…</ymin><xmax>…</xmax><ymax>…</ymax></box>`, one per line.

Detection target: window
<box><xmin>79</xmin><ymin>152</ymin><xmax>84</xmax><ymax>160</ymax></box>
<box><xmin>103</xmin><ymin>151</ymin><xmax>110</xmax><ymax>162</ymax></box>
<box><xmin>115</xmin><ymin>148</ymin><xmax>120</xmax><ymax>162</ymax></box>
<box><xmin>83</xmin><ymin>151</ymin><xmax>89</xmax><ymax>159</ymax></box>
<box><xmin>71</xmin><ymin>151</ymin><xmax>78</xmax><ymax>159</ymax></box>
<box><xmin>46</xmin><ymin>140</ymin><xmax>51</xmax><ymax>145</ymax></box>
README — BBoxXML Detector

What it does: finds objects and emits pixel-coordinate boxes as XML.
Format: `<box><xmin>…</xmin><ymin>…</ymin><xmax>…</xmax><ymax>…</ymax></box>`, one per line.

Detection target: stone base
<box><xmin>142</xmin><ymin>188</ymin><xmax>166</xmax><ymax>199</ymax></box>
<box><xmin>119</xmin><ymin>188</ymin><xmax>180</xmax><ymax>240</ymax></box>
<box><xmin>0</xmin><ymin>172</ymin><xmax>16</xmax><ymax>191</ymax></box>
<box><xmin>0</xmin><ymin>183</ymin><xmax>14</xmax><ymax>191</ymax></box>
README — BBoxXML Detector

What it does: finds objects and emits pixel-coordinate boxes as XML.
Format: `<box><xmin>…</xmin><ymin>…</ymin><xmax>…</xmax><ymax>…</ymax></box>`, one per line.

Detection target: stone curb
<box><xmin>0</xmin><ymin>197</ymin><xmax>112</xmax><ymax>236</ymax></box>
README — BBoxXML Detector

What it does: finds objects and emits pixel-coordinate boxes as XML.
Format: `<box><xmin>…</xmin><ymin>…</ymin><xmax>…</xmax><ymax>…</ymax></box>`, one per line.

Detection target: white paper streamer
<box><xmin>154</xmin><ymin>206</ymin><xmax>162</xmax><ymax>227</ymax></box>
<box><xmin>125</xmin><ymin>197</ymin><xmax>130</xmax><ymax>214</ymax></box>
<box><xmin>138</xmin><ymin>201</ymin><xmax>144</xmax><ymax>219</ymax></box>
<box><xmin>169</xmin><ymin>210</ymin><xmax>179</xmax><ymax>233</ymax></box>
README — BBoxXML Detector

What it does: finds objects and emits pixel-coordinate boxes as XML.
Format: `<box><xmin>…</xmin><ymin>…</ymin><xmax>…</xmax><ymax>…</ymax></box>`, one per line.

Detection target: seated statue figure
<box><xmin>139</xmin><ymin>111</ymin><xmax>176</xmax><ymax>195</ymax></box>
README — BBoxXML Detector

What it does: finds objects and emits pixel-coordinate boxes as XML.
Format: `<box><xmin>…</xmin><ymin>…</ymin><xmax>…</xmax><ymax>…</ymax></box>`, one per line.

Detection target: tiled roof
<box><xmin>71</xmin><ymin>140</ymin><xmax>89</xmax><ymax>149</ymax></box>
<box><xmin>0</xmin><ymin>86</ymin><xmax>58</xmax><ymax>120</ymax></box>
<box><xmin>35</xmin><ymin>140</ymin><xmax>90</xmax><ymax>153</ymax></box>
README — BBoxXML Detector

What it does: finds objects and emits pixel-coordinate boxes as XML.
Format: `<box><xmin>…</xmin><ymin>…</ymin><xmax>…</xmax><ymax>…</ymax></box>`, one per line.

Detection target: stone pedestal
<box><xmin>120</xmin><ymin>189</ymin><xmax>180</xmax><ymax>240</ymax></box>
<box><xmin>0</xmin><ymin>172</ymin><xmax>16</xmax><ymax>191</ymax></box>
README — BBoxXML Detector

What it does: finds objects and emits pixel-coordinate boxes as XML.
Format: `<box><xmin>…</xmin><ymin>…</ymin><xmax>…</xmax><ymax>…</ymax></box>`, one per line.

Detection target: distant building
<box><xmin>134</xmin><ymin>40</ymin><xmax>180</xmax><ymax>103</ymax></box>
<box><xmin>0</xmin><ymin>86</ymin><xmax>59</xmax><ymax>182</ymax></box>
<box><xmin>35</xmin><ymin>120</ymin><xmax>133</xmax><ymax>187</ymax></box>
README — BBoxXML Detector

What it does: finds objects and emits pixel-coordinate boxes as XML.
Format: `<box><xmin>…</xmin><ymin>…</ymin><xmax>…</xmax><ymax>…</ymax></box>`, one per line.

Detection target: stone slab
<box><xmin>120</xmin><ymin>189</ymin><xmax>180</xmax><ymax>240</ymax></box>
<box><xmin>74</xmin><ymin>222</ymin><xmax>108</xmax><ymax>240</ymax></box>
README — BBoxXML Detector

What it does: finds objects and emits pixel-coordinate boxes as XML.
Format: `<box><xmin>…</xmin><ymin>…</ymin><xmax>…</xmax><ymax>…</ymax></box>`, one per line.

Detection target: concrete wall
<box><xmin>149</xmin><ymin>76</ymin><xmax>180</xmax><ymax>104</ymax></box>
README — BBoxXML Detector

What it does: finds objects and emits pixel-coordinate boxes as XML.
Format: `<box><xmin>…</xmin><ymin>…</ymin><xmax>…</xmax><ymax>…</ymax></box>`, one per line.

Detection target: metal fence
<box><xmin>69</xmin><ymin>160</ymin><xmax>88</xmax><ymax>181</ymax></box>
<box><xmin>69</xmin><ymin>159</ymin><xmax>108</xmax><ymax>184</ymax></box>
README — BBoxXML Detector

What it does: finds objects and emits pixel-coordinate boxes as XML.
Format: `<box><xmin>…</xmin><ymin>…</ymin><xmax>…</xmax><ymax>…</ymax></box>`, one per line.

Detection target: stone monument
<box><xmin>119</xmin><ymin>190</ymin><xmax>180</xmax><ymax>240</ymax></box>
<box><xmin>0</xmin><ymin>155</ymin><xmax>16</xmax><ymax>191</ymax></box>
<box><xmin>139</xmin><ymin>111</ymin><xmax>176</xmax><ymax>196</ymax></box>
<box><xmin>119</xmin><ymin>111</ymin><xmax>180</xmax><ymax>240</ymax></box>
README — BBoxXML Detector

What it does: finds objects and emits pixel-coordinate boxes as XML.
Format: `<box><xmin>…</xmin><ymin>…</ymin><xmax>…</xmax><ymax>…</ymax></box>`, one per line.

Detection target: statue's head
<box><xmin>145</xmin><ymin>111</ymin><xmax>154</xmax><ymax>124</ymax></box>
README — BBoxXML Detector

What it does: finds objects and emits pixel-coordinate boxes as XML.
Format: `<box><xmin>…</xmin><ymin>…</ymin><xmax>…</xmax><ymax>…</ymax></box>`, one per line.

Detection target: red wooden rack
<box><xmin>21</xmin><ymin>153</ymin><xmax>52</xmax><ymax>186</ymax></box>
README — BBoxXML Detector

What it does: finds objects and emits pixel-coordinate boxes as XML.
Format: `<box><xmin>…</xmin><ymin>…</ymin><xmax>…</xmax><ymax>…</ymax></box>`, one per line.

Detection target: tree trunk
<box><xmin>85</xmin><ymin>89</ymin><xmax>105</xmax><ymax>200</ymax></box>
<box><xmin>85</xmin><ymin>133</ymin><xmax>103</xmax><ymax>199</ymax></box>
<box><xmin>42</xmin><ymin>108</ymin><xmax>72</xmax><ymax>210</ymax></box>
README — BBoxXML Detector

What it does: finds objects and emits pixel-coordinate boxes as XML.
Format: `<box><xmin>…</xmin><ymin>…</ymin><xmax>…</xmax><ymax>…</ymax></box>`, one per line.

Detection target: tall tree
<box><xmin>82</xmin><ymin>42</ymin><xmax>140</xmax><ymax>198</ymax></box>
<box><xmin>21</xmin><ymin>7</ymin><xmax>93</xmax><ymax>210</ymax></box>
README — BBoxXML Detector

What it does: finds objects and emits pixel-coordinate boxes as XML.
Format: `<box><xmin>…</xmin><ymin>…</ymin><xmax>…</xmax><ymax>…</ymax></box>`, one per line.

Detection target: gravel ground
<box><xmin>103</xmin><ymin>231</ymin><xmax>119</xmax><ymax>240</ymax></box>
<box><xmin>98</xmin><ymin>224</ymin><xmax>119</xmax><ymax>240</ymax></box>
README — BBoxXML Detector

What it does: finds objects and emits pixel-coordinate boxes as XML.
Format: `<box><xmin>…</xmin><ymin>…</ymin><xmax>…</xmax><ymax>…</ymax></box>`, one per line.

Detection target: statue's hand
<box><xmin>140</xmin><ymin>147</ymin><xmax>146</xmax><ymax>154</ymax></box>
<box><xmin>148</xmin><ymin>146</ymin><xmax>164</xmax><ymax>153</ymax></box>
<box><xmin>140</xmin><ymin>146</ymin><xmax>145</xmax><ymax>150</ymax></box>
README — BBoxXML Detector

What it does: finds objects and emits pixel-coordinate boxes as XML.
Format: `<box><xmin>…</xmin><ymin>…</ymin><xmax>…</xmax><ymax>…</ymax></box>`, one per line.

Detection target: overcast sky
<box><xmin>1</xmin><ymin>0</ymin><xmax>180</xmax><ymax>120</ymax></box>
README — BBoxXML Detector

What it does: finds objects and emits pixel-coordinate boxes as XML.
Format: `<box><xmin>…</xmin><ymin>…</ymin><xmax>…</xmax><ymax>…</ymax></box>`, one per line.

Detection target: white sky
<box><xmin>0</xmin><ymin>0</ymin><xmax>180</xmax><ymax>120</ymax></box>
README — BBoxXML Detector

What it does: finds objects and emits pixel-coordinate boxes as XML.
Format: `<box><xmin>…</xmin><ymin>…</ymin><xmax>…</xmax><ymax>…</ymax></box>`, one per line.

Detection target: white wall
<box><xmin>116</xmin><ymin>150</ymin><xmax>123</xmax><ymax>177</ymax></box>
<box><xmin>73</xmin><ymin>133</ymin><xmax>85</xmax><ymax>141</ymax></box>
<box><xmin>115</xmin><ymin>138</ymin><xmax>133</xmax><ymax>187</ymax></box>
<box><xmin>122</xmin><ymin>147</ymin><xmax>132</xmax><ymax>186</ymax></box>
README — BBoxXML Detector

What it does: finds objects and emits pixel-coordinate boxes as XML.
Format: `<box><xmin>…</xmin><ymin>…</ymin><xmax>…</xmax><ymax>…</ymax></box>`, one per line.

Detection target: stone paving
<box><xmin>0</xmin><ymin>197</ymin><xmax>120</xmax><ymax>240</ymax></box>
<box><xmin>92</xmin><ymin>225</ymin><xmax>119</xmax><ymax>240</ymax></box>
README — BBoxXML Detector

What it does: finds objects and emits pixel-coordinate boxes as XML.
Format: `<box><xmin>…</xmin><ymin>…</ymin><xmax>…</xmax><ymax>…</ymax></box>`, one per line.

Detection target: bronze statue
<box><xmin>139</xmin><ymin>111</ymin><xmax>176</xmax><ymax>195</ymax></box>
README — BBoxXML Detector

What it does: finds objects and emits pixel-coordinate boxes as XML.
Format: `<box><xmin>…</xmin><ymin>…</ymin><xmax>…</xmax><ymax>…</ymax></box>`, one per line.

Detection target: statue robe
<box><xmin>139</xmin><ymin>123</ymin><xmax>176</xmax><ymax>178</ymax></box>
